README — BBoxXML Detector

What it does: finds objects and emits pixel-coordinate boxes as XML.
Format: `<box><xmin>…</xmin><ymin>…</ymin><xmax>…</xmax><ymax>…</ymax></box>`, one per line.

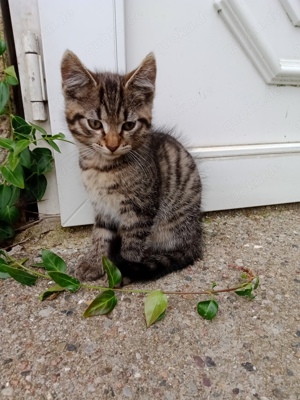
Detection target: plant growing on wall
<box><xmin>0</xmin><ymin>36</ymin><xmax>70</xmax><ymax>242</ymax></box>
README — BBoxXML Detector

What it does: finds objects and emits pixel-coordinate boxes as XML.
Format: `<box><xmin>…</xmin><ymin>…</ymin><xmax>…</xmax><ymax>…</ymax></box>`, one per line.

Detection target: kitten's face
<box><xmin>61</xmin><ymin>51</ymin><xmax>156</xmax><ymax>159</ymax></box>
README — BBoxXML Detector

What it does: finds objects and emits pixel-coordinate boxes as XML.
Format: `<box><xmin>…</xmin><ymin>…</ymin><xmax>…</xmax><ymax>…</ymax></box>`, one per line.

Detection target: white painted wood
<box><xmin>38</xmin><ymin>0</ymin><xmax>125</xmax><ymax>226</ymax></box>
<box><xmin>8</xmin><ymin>0</ymin><xmax>60</xmax><ymax>215</ymax></box>
<box><xmin>10</xmin><ymin>0</ymin><xmax>300</xmax><ymax>224</ymax></box>
<box><xmin>199</xmin><ymin>153</ymin><xmax>300</xmax><ymax>211</ymax></box>
<box><xmin>214</xmin><ymin>0</ymin><xmax>300</xmax><ymax>85</ymax></box>
<box><xmin>279</xmin><ymin>0</ymin><xmax>300</xmax><ymax>27</ymax></box>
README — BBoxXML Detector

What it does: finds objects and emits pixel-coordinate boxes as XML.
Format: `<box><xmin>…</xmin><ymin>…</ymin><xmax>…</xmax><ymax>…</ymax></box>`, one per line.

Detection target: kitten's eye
<box><xmin>122</xmin><ymin>121</ymin><xmax>136</xmax><ymax>131</ymax></box>
<box><xmin>88</xmin><ymin>119</ymin><xmax>103</xmax><ymax>130</ymax></box>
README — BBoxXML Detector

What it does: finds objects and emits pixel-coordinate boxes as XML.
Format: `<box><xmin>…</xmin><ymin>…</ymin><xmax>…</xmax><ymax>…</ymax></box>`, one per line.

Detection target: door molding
<box><xmin>214</xmin><ymin>0</ymin><xmax>300</xmax><ymax>85</ymax></box>
<box><xmin>279</xmin><ymin>0</ymin><xmax>300</xmax><ymax>27</ymax></box>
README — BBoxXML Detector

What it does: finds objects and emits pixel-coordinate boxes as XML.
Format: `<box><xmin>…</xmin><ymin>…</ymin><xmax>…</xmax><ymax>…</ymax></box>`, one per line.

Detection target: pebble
<box><xmin>1</xmin><ymin>387</ymin><xmax>14</xmax><ymax>396</ymax></box>
<box><xmin>38</xmin><ymin>307</ymin><xmax>54</xmax><ymax>317</ymax></box>
<box><xmin>122</xmin><ymin>386</ymin><xmax>133</xmax><ymax>398</ymax></box>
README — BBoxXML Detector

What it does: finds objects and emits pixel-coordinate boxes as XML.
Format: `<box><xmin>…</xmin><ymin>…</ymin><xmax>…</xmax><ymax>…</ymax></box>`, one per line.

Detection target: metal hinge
<box><xmin>22</xmin><ymin>31</ymin><xmax>47</xmax><ymax>121</ymax></box>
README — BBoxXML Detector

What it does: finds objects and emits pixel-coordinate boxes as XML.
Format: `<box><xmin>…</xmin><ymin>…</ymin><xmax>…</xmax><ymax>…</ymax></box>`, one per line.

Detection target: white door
<box><xmin>9</xmin><ymin>0</ymin><xmax>300</xmax><ymax>226</ymax></box>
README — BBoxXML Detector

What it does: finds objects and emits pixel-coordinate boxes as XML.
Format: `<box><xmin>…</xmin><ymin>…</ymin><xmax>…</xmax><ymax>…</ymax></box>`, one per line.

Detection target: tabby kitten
<box><xmin>61</xmin><ymin>50</ymin><xmax>202</xmax><ymax>281</ymax></box>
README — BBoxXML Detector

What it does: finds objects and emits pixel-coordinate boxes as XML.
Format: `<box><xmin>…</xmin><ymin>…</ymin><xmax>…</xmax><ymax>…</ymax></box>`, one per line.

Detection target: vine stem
<box><xmin>5</xmin><ymin>254</ymin><xmax>257</xmax><ymax>296</ymax></box>
<box><xmin>5</xmin><ymin>254</ymin><xmax>50</xmax><ymax>279</ymax></box>
<box><xmin>81</xmin><ymin>277</ymin><xmax>255</xmax><ymax>296</ymax></box>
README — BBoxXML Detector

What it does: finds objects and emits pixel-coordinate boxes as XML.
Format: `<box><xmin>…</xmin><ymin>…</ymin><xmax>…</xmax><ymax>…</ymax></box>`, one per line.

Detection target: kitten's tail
<box><xmin>110</xmin><ymin>251</ymin><xmax>201</xmax><ymax>281</ymax></box>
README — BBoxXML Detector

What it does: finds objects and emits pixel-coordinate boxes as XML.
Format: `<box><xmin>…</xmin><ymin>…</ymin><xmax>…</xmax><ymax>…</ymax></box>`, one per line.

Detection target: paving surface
<box><xmin>1</xmin><ymin>203</ymin><xmax>300</xmax><ymax>400</ymax></box>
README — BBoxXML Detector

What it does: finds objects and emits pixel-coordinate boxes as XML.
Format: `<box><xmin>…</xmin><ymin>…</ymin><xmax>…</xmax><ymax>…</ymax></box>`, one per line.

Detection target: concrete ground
<box><xmin>0</xmin><ymin>203</ymin><xmax>299</xmax><ymax>400</ymax></box>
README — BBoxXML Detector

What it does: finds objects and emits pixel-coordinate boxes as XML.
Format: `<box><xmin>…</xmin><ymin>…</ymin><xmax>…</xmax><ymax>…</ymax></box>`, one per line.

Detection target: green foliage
<box><xmin>144</xmin><ymin>290</ymin><xmax>168</xmax><ymax>327</ymax></box>
<box><xmin>197</xmin><ymin>299</ymin><xmax>219</xmax><ymax>320</ymax></box>
<box><xmin>0</xmin><ymin>250</ymin><xmax>260</xmax><ymax>328</ymax></box>
<box><xmin>83</xmin><ymin>290</ymin><xmax>118</xmax><ymax>317</ymax></box>
<box><xmin>0</xmin><ymin>39</ymin><xmax>72</xmax><ymax>244</ymax></box>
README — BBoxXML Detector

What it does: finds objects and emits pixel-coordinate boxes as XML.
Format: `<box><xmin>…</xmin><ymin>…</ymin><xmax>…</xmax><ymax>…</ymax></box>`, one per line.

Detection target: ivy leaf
<box><xmin>0</xmin><ymin>39</ymin><xmax>7</xmax><ymax>55</ymax></box>
<box><xmin>25</xmin><ymin>174</ymin><xmax>47</xmax><ymax>201</ymax></box>
<box><xmin>1</xmin><ymin>164</ymin><xmax>24</xmax><ymax>188</ymax></box>
<box><xmin>0</xmin><ymin>271</ymin><xmax>10</xmax><ymax>279</ymax></box>
<box><xmin>0</xmin><ymin>257</ymin><xmax>8</xmax><ymax>271</ymax></box>
<box><xmin>0</xmin><ymin>184</ymin><xmax>12</xmax><ymax>208</ymax></box>
<box><xmin>11</xmin><ymin>115</ymin><xmax>32</xmax><ymax>137</ymax></box>
<box><xmin>253</xmin><ymin>277</ymin><xmax>260</xmax><ymax>290</ymax></box>
<box><xmin>0</xmin><ymin>205</ymin><xmax>20</xmax><ymax>224</ymax></box>
<box><xmin>0</xmin><ymin>81</ymin><xmax>9</xmax><ymax>114</ymax></box>
<box><xmin>11</xmin><ymin>139</ymin><xmax>31</xmax><ymax>156</ymax></box>
<box><xmin>0</xmin><ymin>137</ymin><xmax>14</xmax><ymax>150</ymax></box>
<box><xmin>19</xmin><ymin>147</ymin><xmax>31</xmax><ymax>168</ymax></box>
<box><xmin>235</xmin><ymin>283</ymin><xmax>255</xmax><ymax>299</ymax></box>
<box><xmin>83</xmin><ymin>289</ymin><xmax>117</xmax><ymax>317</ymax></box>
<box><xmin>0</xmin><ymin>222</ymin><xmax>14</xmax><ymax>241</ymax></box>
<box><xmin>7</xmin><ymin>152</ymin><xmax>19</xmax><ymax>171</ymax></box>
<box><xmin>144</xmin><ymin>290</ymin><xmax>168</xmax><ymax>328</ymax></box>
<box><xmin>102</xmin><ymin>256</ymin><xmax>122</xmax><ymax>288</ymax></box>
<box><xmin>30</xmin><ymin>147</ymin><xmax>53</xmax><ymax>175</ymax></box>
<box><xmin>3</xmin><ymin>265</ymin><xmax>37</xmax><ymax>286</ymax></box>
<box><xmin>0</xmin><ymin>258</ymin><xmax>10</xmax><ymax>278</ymax></box>
<box><xmin>4</xmin><ymin>65</ymin><xmax>19</xmax><ymax>86</ymax></box>
<box><xmin>47</xmin><ymin>271</ymin><xmax>80</xmax><ymax>292</ymax></box>
<box><xmin>42</xmin><ymin>135</ymin><xmax>61</xmax><ymax>153</ymax></box>
<box><xmin>197</xmin><ymin>299</ymin><xmax>219</xmax><ymax>320</ymax></box>
<box><xmin>39</xmin><ymin>284</ymin><xmax>65</xmax><ymax>301</ymax></box>
<box><xmin>41</xmin><ymin>249</ymin><xmax>67</xmax><ymax>273</ymax></box>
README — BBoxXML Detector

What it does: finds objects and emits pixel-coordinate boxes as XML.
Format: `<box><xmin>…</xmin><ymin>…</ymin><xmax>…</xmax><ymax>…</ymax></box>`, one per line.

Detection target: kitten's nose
<box><xmin>106</xmin><ymin>144</ymin><xmax>119</xmax><ymax>153</ymax></box>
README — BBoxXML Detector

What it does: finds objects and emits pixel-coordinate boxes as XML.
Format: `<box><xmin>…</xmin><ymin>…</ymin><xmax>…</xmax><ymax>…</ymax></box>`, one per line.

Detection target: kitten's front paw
<box><xmin>75</xmin><ymin>259</ymin><xmax>104</xmax><ymax>281</ymax></box>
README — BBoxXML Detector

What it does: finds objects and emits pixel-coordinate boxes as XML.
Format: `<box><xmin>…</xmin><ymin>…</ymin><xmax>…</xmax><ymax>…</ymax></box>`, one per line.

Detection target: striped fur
<box><xmin>61</xmin><ymin>50</ymin><xmax>202</xmax><ymax>281</ymax></box>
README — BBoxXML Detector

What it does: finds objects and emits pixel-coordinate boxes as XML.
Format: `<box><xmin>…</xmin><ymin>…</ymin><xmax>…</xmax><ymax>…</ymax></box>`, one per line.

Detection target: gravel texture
<box><xmin>1</xmin><ymin>204</ymin><xmax>300</xmax><ymax>399</ymax></box>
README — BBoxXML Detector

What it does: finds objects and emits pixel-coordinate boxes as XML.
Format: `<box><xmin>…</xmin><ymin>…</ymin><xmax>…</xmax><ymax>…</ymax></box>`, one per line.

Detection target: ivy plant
<box><xmin>0</xmin><ymin>250</ymin><xmax>259</xmax><ymax>327</ymax></box>
<box><xmin>0</xmin><ymin>37</ymin><xmax>72</xmax><ymax>243</ymax></box>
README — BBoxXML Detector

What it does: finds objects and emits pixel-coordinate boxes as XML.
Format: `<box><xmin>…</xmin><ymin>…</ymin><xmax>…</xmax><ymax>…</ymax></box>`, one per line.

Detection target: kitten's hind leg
<box><xmin>75</xmin><ymin>226</ymin><xmax>116</xmax><ymax>281</ymax></box>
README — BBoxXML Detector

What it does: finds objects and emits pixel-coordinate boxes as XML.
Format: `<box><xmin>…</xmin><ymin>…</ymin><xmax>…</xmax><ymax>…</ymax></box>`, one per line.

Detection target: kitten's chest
<box><xmin>81</xmin><ymin>168</ymin><xmax>124</xmax><ymax>220</ymax></box>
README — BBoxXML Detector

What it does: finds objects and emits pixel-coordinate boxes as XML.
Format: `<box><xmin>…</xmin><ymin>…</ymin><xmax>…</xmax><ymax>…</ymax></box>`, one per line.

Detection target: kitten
<box><xmin>61</xmin><ymin>50</ymin><xmax>203</xmax><ymax>282</ymax></box>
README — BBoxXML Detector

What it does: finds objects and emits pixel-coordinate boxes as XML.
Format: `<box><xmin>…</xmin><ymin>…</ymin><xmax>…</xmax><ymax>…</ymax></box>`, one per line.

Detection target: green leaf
<box><xmin>19</xmin><ymin>147</ymin><xmax>31</xmax><ymax>168</ymax></box>
<box><xmin>102</xmin><ymin>256</ymin><xmax>122</xmax><ymax>288</ymax></box>
<box><xmin>0</xmin><ymin>81</ymin><xmax>9</xmax><ymax>114</ymax></box>
<box><xmin>41</xmin><ymin>249</ymin><xmax>67</xmax><ymax>273</ymax></box>
<box><xmin>0</xmin><ymin>184</ymin><xmax>12</xmax><ymax>208</ymax></box>
<box><xmin>0</xmin><ymin>222</ymin><xmax>14</xmax><ymax>241</ymax></box>
<box><xmin>12</xmin><ymin>139</ymin><xmax>31</xmax><ymax>156</ymax></box>
<box><xmin>235</xmin><ymin>283</ymin><xmax>255</xmax><ymax>299</ymax></box>
<box><xmin>4</xmin><ymin>65</ymin><xmax>19</xmax><ymax>86</ymax></box>
<box><xmin>7</xmin><ymin>152</ymin><xmax>19</xmax><ymax>171</ymax></box>
<box><xmin>11</xmin><ymin>115</ymin><xmax>32</xmax><ymax>136</ymax></box>
<box><xmin>0</xmin><ymin>137</ymin><xmax>14</xmax><ymax>150</ymax></box>
<box><xmin>39</xmin><ymin>284</ymin><xmax>65</xmax><ymax>301</ymax></box>
<box><xmin>197</xmin><ymin>299</ymin><xmax>219</xmax><ymax>320</ymax></box>
<box><xmin>25</xmin><ymin>174</ymin><xmax>47</xmax><ymax>201</ymax></box>
<box><xmin>0</xmin><ymin>39</ymin><xmax>7</xmax><ymax>55</ymax></box>
<box><xmin>31</xmin><ymin>123</ymin><xmax>47</xmax><ymax>135</ymax></box>
<box><xmin>31</xmin><ymin>147</ymin><xmax>53</xmax><ymax>175</ymax></box>
<box><xmin>0</xmin><ymin>205</ymin><xmax>20</xmax><ymax>224</ymax></box>
<box><xmin>253</xmin><ymin>277</ymin><xmax>259</xmax><ymax>290</ymax></box>
<box><xmin>83</xmin><ymin>289</ymin><xmax>117</xmax><ymax>317</ymax></box>
<box><xmin>47</xmin><ymin>271</ymin><xmax>80</xmax><ymax>292</ymax></box>
<box><xmin>144</xmin><ymin>290</ymin><xmax>168</xmax><ymax>328</ymax></box>
<box><xmin>1</xmin><ymin>164</ymin><xmax>24</xmax><ymax>188</ymax></box>
<box><xmin>0</xmin><ymin>271</ymin><xmax>10</xmax><ymax>279</ymax></box>
<box><xmin>42</xmin><ymin>136</ymin><xmax>61</xmax><ymax>153</ymax></box>
<box><xmin>3</xmin><ymin>265</ymin><xmax>38</xmax><ymax>286</ymax></box>
<box><xmin>0</xmin><ymin>257</ymin><xmax>8</xmax><ymax>271</ymax></box>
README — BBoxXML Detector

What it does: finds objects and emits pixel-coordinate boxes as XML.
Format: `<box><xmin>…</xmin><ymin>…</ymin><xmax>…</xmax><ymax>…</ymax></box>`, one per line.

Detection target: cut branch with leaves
<box><xmin>0</xmin><ymin>249</ymin><xmax>259</xmax><ymax>328</ymax></box>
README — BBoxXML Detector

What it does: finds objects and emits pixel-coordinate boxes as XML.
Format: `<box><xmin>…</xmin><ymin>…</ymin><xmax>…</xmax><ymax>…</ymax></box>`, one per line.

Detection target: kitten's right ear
<box><xmin>61</xmin><ymin>50</ymin><xmax>97</xmax><ymax>95</ymax></box>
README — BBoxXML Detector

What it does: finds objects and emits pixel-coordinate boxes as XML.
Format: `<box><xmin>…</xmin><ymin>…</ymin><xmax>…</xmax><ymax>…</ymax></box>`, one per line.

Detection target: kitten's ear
<box><xmin>61</xmin><ymin>50</ymin><xmax>97</xmax><ymax>95</ymax></box>
<box><xmin>124</xmin><ymin>53</ymin><xmax>156</xmax><ymax>94</ymax></box>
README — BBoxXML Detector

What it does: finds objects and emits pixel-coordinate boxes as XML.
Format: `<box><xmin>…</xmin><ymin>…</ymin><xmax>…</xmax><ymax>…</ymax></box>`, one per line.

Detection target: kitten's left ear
<box><xmin>125</xmin><ymin>53</ymin><xmax>156</xmax><ymax>94</ymax></box>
